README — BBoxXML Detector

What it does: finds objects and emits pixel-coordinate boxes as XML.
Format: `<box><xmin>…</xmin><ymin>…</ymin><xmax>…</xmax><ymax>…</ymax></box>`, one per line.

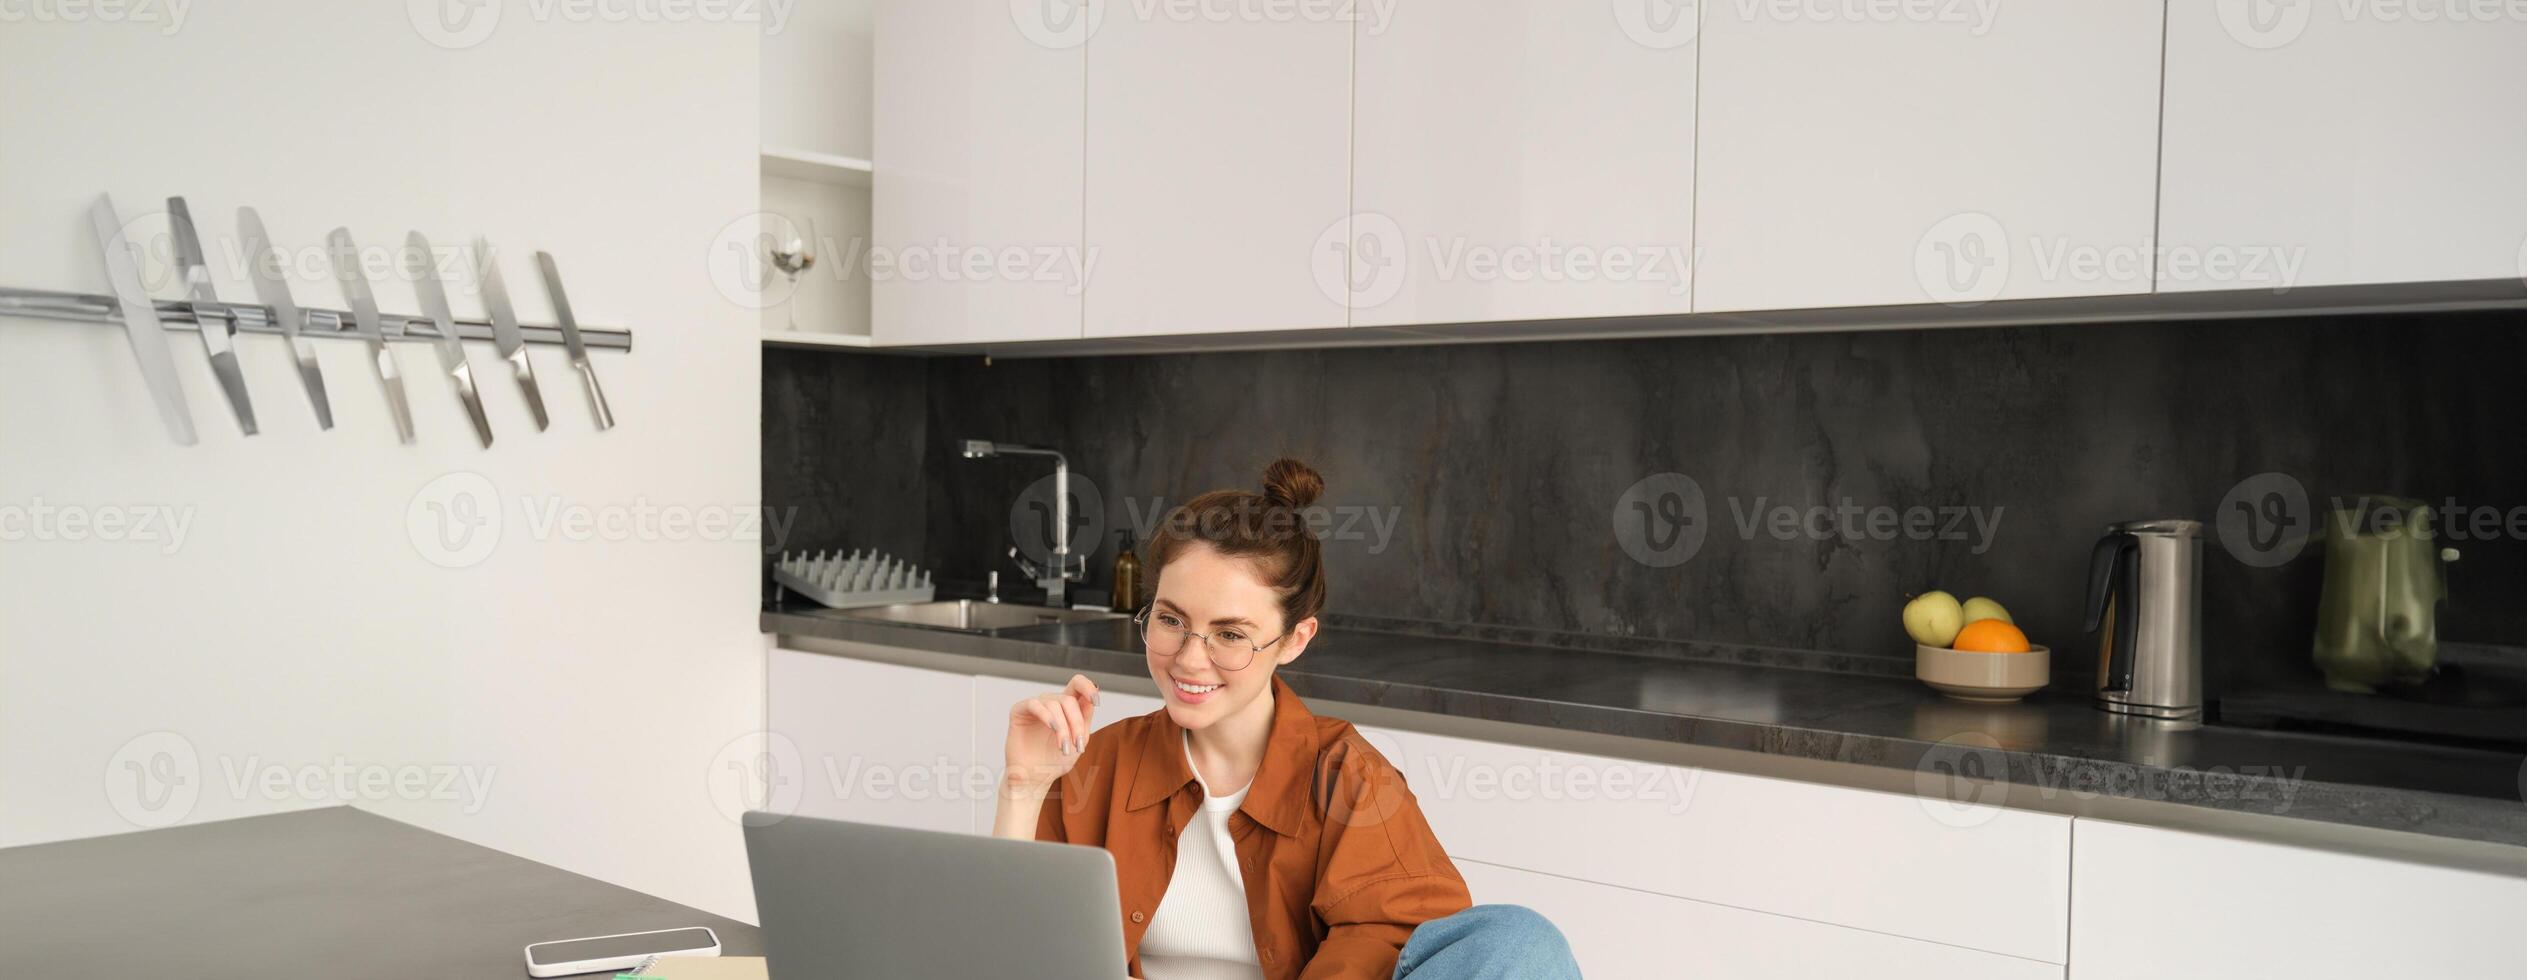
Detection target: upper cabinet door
<box><xmin>1694</xmin><ymin>2</ymin><xmax>2164</xmax><ymax>313</ymax></box>
<box><xmin>871</xmin><ymin>0</ymin><xmax>1085</xmax><ymax>346</ymax></box>
<box><xmin>2158</xmin><ymin>7</ymin><xmax>2527</xmax><ymax>292</ymax></box>
<box><xmin>1082</xmin><ymin>8</ymin><xmax>1353</xmax><ymax>338</ymax></box>
<box><xmin>1350</xmin><ymin>3</ymin><xmax>1698</xmax><ymax>327</ymax></box>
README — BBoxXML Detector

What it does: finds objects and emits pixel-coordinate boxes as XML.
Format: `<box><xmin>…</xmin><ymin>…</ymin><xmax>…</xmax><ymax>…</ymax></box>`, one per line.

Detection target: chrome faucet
<box><xmin>958</xmin><ymin>439</ymin><xmax>1086</xmax><ymax>607</ymax></box>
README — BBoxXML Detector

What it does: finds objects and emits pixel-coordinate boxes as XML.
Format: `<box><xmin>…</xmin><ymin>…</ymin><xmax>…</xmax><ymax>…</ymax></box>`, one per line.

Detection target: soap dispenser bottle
<box><xmin>1110</xmin><ymin>529</ymin><xmax>1143</xmax><ymax>614</ymax></box>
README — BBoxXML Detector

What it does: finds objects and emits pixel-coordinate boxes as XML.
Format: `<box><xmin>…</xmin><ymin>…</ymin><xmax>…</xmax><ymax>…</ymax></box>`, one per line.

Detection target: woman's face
<box><xmin>1144</xmin><ymin>542</ymin><xmax>1315</xmax><ymax>730</ymax></box>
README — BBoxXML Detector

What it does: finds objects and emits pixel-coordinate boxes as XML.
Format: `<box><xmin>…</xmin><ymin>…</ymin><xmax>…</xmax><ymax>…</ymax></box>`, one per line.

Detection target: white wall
<box><xmin>0</xmin><ymin>4</ymin><xmax>771</xmax><ymax>919</ymax></box>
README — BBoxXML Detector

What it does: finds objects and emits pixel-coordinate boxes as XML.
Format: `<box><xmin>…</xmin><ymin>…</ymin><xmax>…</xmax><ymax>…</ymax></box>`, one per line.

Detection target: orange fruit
<box><xmin>1952</xmin><ymin>619</ymin><xmax>2033</xmax><ymax>653</ymax></box>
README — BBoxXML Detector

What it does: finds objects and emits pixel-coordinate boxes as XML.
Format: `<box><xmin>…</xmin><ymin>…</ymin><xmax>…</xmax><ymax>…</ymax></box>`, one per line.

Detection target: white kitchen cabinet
<box><xmin>1457</xmin><ymin>859</ymin><xmax>2061</xmax><ymax>980</ymax></box>
<box><xmin>767</xmin><ymin>648</ymin><xmax>977</xmax><ymax>834</ymax></box>
<box><xmin>1694</xmin><ymin>2</ymin><xmax>2163</xmax><ymax>312</ymax></box>
<box><xmin>970</xmin><ymin>674</ymin><xmax>1166</xmax><ymax>833</ymax></box>
<box><xmin>2068</xmin><ymin>819</ymin><xmax>2527</xmax><ymax>980</ymax></box>
<box><xmin>2157</xmin><ymin>6</ymin><xmax>2527</xmax><ymax>291</ymax></box>
<box><xmin>1349</xmin><ymin>2</ymin><xmax>1697</xmax><ymax>326</ymax></box>
<box><xmin>1082</xmin><ymin>9</ymin><xmax>1352</xmax><ymax>337</ymax></box>
<box><xmin>870</xmin><ymin>0</ymin><xmax>1085</xmax><ymax>345</ymax></box>
<box><xmin>1360</xmin><ymin>723</ymin><xmax>2071</xmax><ymax>964</ymax></box>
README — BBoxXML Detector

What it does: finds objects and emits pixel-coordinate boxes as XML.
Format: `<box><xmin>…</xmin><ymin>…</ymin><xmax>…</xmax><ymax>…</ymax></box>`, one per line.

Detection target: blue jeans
<box><xmin>1393</xmin><ymin>904</ymin><xmax>1581</xmax><ymax>979</ymax></box>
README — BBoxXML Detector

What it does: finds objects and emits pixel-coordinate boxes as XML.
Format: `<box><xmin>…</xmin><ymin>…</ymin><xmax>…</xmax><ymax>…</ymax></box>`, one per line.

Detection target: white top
<box><xmin>1137</xmin><ymin>732</ymin><xmax>1265</xmax><ymax>980</ymax></box>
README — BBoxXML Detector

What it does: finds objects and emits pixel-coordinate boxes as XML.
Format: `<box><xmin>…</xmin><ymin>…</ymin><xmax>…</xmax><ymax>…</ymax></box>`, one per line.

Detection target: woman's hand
<box><xmin>1003</xmin><ymin>673</ymin><xmax>1101</xmax><ymax>792</ymax></box>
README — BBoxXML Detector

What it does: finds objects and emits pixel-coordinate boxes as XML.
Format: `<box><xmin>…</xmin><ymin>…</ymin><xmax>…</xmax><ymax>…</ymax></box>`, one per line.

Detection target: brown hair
<box><xmin>1143</xmin><ymin>458</ymin><xmax>1328</xmax><ymax>629</ymax></box>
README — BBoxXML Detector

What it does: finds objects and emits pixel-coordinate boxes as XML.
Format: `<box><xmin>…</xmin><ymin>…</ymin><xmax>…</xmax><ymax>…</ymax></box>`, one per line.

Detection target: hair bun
<box><xmin>1260</xmin><ymin>458</ymin><xmax>1324</xmax><ymax>510</ymax></box>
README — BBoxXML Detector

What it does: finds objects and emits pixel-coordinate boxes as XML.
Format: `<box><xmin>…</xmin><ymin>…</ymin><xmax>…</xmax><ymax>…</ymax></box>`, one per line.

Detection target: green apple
<box><xmin>1962</xmin><ymin>596</ymin><xmax>2013</xmax><ymax>626</ymax></box>
<box><xmin>1902</xmin><ymin>590</ymin><xmax>1966</xmax><ymax>647</ymax></box>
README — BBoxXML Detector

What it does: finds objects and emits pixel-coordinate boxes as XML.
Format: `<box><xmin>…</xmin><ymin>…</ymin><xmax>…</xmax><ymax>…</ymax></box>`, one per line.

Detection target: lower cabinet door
<box><xmin>1455</xmin><ymin>859</ymin><xmax>2061</xmax><ymax>980</ymax></box>
<box><xmin>971</xmin><ymin>673</ymin><xmax>1166</xmax><ymax>834</ymax></box>
<box><xmin>2069</xmin><ymin>819</ymin><xmax>2527</xmax><ymax>979</ymax></box>
<box><xmin>767</xmin><ymin>648</ymin><xmax>976</xmax><ymax>835</ymax></box>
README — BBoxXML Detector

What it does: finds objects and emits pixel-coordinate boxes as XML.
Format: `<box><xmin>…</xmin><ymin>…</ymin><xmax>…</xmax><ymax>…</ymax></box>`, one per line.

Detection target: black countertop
<box><xmin>765</xmin><ymin>605</ymin><xmax>2527</xmax><ymax>850</ymax></box>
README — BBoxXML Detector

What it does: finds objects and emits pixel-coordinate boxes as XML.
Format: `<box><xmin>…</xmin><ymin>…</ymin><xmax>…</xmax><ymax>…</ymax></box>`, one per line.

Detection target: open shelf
<box><xmin>761</xmin><ymin>329</ymin><xmax>873</xmax><ymax>349</ymax></box>
<box><xmin>760</xmin><ymin>147</ymin><xmax>872</xmax><ymax>188</ymax></box>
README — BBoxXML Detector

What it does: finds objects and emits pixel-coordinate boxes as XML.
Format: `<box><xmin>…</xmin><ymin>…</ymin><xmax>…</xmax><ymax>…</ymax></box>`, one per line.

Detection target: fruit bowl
<box><xmin>1916</xmin><ymin>643</ymin><xmax>2050</xmax><ymax>703</ymax></box>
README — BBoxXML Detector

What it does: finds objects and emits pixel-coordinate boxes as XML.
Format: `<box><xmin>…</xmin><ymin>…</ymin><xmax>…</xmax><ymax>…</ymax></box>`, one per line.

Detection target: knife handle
<box><xmin>577</xmin><ymin>360</ymin><xmax>614</xmax><ymax>430</ymax></box>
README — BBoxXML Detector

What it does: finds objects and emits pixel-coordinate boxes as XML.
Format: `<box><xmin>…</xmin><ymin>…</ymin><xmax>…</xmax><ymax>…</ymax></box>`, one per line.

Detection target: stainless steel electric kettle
<box><xmin>2083</xmin><ymin>519</ymin><xmax>2205</xmax><ymax>720</ymax></box>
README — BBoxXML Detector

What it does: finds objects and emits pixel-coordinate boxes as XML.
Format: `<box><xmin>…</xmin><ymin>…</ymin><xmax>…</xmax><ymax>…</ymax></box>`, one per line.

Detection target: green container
<box><xmin>2311</xmin><ymin>495</ymin><xmax>2451</xmax><ymax>693</ymax></box>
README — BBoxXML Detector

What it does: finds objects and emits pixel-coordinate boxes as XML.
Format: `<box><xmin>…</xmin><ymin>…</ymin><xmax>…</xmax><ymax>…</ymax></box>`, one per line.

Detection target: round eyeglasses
<box><xmin>1134</xmin><ymin>607</ymin><xmax>1289</xmax><ymax>672</ymax></box>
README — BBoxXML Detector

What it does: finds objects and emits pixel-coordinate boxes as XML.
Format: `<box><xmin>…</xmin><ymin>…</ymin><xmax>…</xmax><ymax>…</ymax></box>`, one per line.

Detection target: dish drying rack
<box><xmin>772</xmin><ymin>550</ymin><xmax>935</xmax><ymax>609</ymax></box>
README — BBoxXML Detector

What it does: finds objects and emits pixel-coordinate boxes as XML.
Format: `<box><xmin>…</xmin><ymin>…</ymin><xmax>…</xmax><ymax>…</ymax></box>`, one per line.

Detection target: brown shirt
<box><xmin>1037</xmin><ymin>675</ymin><xmax>1472</xmax><ymax>980</ymax></box>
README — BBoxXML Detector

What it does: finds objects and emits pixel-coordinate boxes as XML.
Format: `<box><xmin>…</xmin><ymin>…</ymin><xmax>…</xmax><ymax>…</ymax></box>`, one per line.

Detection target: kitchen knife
<box><xmin>406</xmin><ymin>232</ymin><xmax>495</xmax><ymax>448</ymax></box>
<box><xmin>326</xmin><ymin>228</ymin><xmax>417</xmax><ymax>444</ymax></box>
<box><xmin>472</xmin><ymin>238</ymin><xmax>549</xmax><ymax>431</ymax></box>
<box><xmin>88</xmin><ymin>194</ymin><xmax>198</xmax><ymax>446</ymax></box>
<box><xmin>236</xmin><ymin>207</ymin><xmax>334</xmax><ymax>430</ymax></box>
<box><xmin>534</xmin><ymin>251</ymin><xmax>613</xmax><ymax>430</ymax></box>
<box><xmin>167</xmin><ymin>196</ymin><xmax>258</xmax><ymax>435</ymax></box>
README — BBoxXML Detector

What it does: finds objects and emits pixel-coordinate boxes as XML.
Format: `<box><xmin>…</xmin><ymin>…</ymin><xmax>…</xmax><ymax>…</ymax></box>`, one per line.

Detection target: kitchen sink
<box><xmin>831</xmin><ymin>599</ymin><xmax>1125</xmax><ymax>633</ymax></box>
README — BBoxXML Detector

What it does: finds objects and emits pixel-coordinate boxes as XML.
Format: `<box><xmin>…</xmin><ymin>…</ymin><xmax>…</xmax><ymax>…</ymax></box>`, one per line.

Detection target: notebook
<box><xmin>619</xmin><ymin>955</ymin><xmax>767</xmax><ymax>980</ymax></box>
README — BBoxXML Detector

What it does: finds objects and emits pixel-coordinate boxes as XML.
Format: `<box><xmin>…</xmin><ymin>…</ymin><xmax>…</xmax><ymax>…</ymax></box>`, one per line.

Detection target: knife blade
<box><xmin>534</xmin><ymin>251</ymin><xmax>613</xmax><ymax>430</ymax></box>
<box><xmin>326</xmin><ymin>228</ymin><xmax>416</xmax><ymax>444</ymax></box>
<box><xmin>472</xmin><ymin>238</ymin><xmax>549</xmax><ymax>431</ymax></box>
<box><xmin>407</xmin><ymin>232</ymin><xmax>494</xmax><ymax>448</ymax></box>
<box><xmin>237</xmin><ymin>207</ymin><xmax>334</xmax><ymax>430</ymax></box>
<box><xmin>88</xmin><ymin>194</ymin><xmax>198</xmax><ymax>446</ymax></box>
<box><xmin>167</xmin><ymin>196</ymin><xmax>258</xmax><ymax>435</ymax></box>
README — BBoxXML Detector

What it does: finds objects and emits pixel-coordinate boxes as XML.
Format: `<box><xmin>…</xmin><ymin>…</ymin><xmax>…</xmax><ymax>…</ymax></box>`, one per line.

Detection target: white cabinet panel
<box><xmin>871</xmin><ymin>0</ymin><xmax>1084</xmax><ymax>345</ymax></box>
<box><xmin>1458</xmin><ymin>860</ymin><xmax>2061</xmax><ymax>980</ymax></box>
<box><xmin>1350</xmin><ymin>2</ymin><xmax>1697</xmax><ymax>326</ymax></box>
<box><xmin>1360</xmin><ymin>724</ymin><xmax>2071</xmax><ymax>963</ymax></box>
<box><xmin>1695</xmin><ymin>2</ymin><xmax>2163</xmax><ymax>311</ymax></box>
<box><xmin>767</xmin><ymin>648</ymin><xmax>977</xmax><ymax>834</ymax></box>
<box><xmin>1082</xmin><ymin>9</ymin><xmax>1352</xmax><ymax>337</ymax></box>
<box><xmin>971</xmin><ymin>674</ymin><xmax>1166</xmax><ymax>833</ymax></box>
<box><xmin>2158</xmin><ymin>5</ymin><xmax>2527</xmax><ymax>291</ymax></box>
<box><xmin>2069</xmin><ymin>819</ymin><xmax>2527</xmax><ymax>980</ymax></box>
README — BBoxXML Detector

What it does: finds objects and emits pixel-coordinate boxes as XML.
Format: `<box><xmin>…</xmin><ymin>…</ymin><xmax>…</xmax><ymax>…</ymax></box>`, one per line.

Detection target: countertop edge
<box><xmin>760</xmin><ymin>610</ymin><xmax>2527</xmax><ymax>866</ymax></box>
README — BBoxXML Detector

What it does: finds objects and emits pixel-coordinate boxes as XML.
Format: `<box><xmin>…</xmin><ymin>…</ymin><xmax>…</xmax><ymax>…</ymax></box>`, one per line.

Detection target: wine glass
<box><xmin>769</xmin><ymin>215</ymin><xmax>817</xmax><ymax>331</ymax></box>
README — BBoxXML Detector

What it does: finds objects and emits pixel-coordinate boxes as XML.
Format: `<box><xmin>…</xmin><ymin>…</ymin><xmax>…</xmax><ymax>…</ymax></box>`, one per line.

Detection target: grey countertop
<box><xmin>0</xmin><ymin>807</ymin><xmax>760</xmax><ymax>979</ymax></box>
<box><xmin>764</xmin><ymin>605</ymin><xmax>2527</xmax><ymax>851</ymax></box>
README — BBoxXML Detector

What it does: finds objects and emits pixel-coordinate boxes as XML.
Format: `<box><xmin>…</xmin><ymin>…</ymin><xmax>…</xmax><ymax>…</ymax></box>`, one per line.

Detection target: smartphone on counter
<box><xmin>524</xmin><ymin>926</ymin><xmax>720</xmax><ymax>977</ymax></box>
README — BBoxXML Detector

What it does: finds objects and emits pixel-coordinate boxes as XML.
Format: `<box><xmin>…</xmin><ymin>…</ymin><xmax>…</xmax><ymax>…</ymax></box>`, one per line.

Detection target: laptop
<box><xmin>742</xmin><ymin>812</ymin><xmax>1129</xmax><ymax>979</ymax></box>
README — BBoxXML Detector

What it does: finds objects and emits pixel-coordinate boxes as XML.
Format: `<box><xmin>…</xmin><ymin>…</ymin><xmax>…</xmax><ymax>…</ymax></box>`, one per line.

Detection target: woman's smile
<box><xmin>1167</xmin><ymin>675</ymin><xmax>1225</xmax><ymax>704</ymax></box>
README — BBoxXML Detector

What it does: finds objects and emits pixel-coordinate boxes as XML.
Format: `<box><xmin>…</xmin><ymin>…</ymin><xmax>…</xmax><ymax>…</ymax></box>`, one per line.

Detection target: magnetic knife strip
<box><xmin>0</xmin><ymin>193</ymin><xmax>630</xmax><ymax>446</ymax></box>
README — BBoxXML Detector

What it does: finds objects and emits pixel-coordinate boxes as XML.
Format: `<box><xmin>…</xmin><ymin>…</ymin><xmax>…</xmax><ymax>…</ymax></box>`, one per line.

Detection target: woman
<box><xmin>992</xmin><ymin>459</ymin><xmax>1581</xmax><ymax>980</ymax></box>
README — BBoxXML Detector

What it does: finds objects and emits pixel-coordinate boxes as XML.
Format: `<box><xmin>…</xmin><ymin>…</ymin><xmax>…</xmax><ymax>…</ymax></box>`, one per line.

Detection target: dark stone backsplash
<box><xmin>764</xmin><ymin>313</ymin><xmax>2527</xmax><ymax>696</ymax></box>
